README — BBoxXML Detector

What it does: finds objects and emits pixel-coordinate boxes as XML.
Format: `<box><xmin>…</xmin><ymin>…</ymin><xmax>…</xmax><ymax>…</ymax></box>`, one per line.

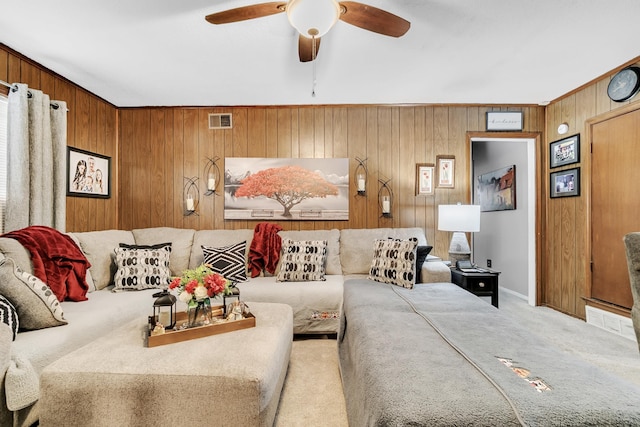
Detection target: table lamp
<box><xmin>438</xmin><ymin>204</ymin><xmax>481</xmax><ymax>264</ymax></box>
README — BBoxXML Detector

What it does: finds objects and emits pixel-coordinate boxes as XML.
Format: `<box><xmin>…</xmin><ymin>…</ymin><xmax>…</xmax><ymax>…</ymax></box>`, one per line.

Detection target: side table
<box><xmin>450</xmin><ymin>268</ymin><xmax>500</xmax><ymax>308</ymax></box>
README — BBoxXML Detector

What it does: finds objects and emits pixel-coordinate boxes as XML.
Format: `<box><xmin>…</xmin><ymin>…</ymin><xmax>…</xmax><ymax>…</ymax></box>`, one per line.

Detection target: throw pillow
<box><xmin>276</xmin><ymin>239</ymin><xmax>328</xmax><ymax>282</ymax></box>
<box><xmin>0</xmin><ymin>294</ymin><xmax>19</xmax><ymax>340</ymax></box>
<box><xmin>202</xmin><ymin>241</ymin><xmax>248</xmax><ymax>283</ymax></box>
<box><xmin>113</xmin><ymin>243</ymin><xmax>172</xmax><ymax>291</ymax></box>
<box><xmin>415</xmin><ymin>245</ymin><xmax>433</xmax><ymax>283</ymax></box>
<box><xmin>0</xmin><ymin>258</ymin><xmax>67</xmax><ymax>330</ymax></box>
<box><xmin>368</xmin><ymin>238</ymin><xmax>418</xmax><ymax>289</ymax></box>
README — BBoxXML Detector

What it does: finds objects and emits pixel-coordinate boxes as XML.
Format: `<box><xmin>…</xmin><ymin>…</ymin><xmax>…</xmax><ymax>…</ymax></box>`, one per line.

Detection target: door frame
<box><xmin>467</xmin><ymin>132</ymin><xmax>545</xmax><ymax>306</ymax></box>
<box><xmin>584</xmin><ymin>102</ymin><xmax>640</xmax><ymax>316</ymax></box>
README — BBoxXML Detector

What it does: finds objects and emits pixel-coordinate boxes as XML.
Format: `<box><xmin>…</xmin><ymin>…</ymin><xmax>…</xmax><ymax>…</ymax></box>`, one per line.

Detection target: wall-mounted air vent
<box><xmin>208</xmin><ymin>113</ymin><xmax>232</xmax><ymax>129</ymax></box>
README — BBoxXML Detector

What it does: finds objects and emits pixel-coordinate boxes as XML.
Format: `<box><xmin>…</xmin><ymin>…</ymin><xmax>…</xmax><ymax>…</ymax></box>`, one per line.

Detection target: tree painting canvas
<box><xmin>224</xmin><ymin>158</ymin><xmax>349</xmax><ymax>220</ymax></box>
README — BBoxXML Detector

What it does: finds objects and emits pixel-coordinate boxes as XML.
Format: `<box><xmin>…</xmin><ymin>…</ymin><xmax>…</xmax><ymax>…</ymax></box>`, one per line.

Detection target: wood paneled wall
<box><xmin>544</xmin><ymin>57</ymin><xmax>640</xmax><ymax>319</ymax></box>
<box><xmin>0</xmin><ymin>44</ymin><xmax>118</xmax><ymax>232</ymax></box>
<box><xmin>118</xmin><ymin>106</ymin><xmax>544</xmax><ymax>261</ymax></box>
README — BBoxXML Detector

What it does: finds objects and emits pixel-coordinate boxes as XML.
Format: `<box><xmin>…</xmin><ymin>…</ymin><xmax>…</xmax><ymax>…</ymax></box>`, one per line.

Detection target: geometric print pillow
<box><xmin>276</xmin><ymin>239</ymin><xmax>328</xmax><ymax>282</ymax></box>
<box><xmin>368</xmin><ymin>237</ymin><xmax>418</xmax><ymax>289</ymax></box>
<box><xmin>113</xmin><ymin>243</ymin><xmax>172</xmax><ymax>291</ymax></box>
<box><xmin>202</xmin><ymin>241</ymin><xmax>247</xmax><ymax>283</ymax></box>
<box><xmin>0</xmin><ymin>294</ymin><xmax>19</xmax><ymax>340</ymax></box>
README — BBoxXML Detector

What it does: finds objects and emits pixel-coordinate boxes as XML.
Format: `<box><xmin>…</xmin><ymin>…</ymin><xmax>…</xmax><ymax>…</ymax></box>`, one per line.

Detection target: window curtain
<box><xmin>5</xmin><ymin>83</ymin><xmax>67</xmax><ymax>232</ymax></box>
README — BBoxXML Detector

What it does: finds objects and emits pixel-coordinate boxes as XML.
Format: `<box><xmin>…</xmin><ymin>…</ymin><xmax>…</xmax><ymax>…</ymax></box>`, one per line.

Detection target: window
<box><xmin>0</xmin><ymin>96</ymin><xmax>7</xmax><ymax>233</ymax></box>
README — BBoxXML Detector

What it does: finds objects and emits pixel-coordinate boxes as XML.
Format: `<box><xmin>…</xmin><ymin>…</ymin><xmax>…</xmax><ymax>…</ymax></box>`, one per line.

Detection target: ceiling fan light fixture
<box><xmin>287</xmin><ymin>0</ymin><xmax>340</xmax><ymax>38</ymax></box>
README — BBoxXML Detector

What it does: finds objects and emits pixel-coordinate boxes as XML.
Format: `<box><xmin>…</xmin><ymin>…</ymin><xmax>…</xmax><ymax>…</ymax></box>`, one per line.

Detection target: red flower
<box><xmin>169</xmin><ymin>277</ymin><xmax>181</xmax><ymax>290</ymax></box>
<box><xmin>204</xmin><ymin>273</ymin><xmax>226</xmax><ymax>296</ymax></box>
<box><xmin>185</xmin><ymin>279</ymin><xmax>198</xmax><ymax>294</ymax></box>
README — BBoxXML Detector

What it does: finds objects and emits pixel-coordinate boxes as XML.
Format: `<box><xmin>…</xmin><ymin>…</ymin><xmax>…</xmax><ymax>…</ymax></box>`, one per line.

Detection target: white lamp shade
<box><xmin>438</xmin><ymin>204</ymin><xmax>481</xmax><ymax>232</ymax></box>
<box><xmin>287</xmin><ymin>0</ymin><xmax>341</xmax><ymax>38</ymax></box>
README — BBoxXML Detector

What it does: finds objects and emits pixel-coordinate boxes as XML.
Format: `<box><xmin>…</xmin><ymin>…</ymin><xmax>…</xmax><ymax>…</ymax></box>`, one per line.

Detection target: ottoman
<box><xmin>39</xmin><ymin>302</ymin><xmax>293</xmax><ymax>427</ymax></box>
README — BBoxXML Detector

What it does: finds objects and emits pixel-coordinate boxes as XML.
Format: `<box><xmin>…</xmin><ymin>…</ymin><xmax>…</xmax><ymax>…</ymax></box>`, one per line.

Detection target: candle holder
<box><xmin>378</xmin><ymin>178</ymin><xmax>393</xmax><ymax>218</ymax></box>
<box><xmin>354</xmin><ymin>157</ymin><xmax>368</xmax><ymax>196</ymax></box>
<box><xmin>183</xmin><ymin>176</ymin><xmax>199</xmax><ymax>216</ymax></box>
<box><xmin>204</xmin><ymin>156</ymin><xmax>221</xmax><ymax>196</ymax></box>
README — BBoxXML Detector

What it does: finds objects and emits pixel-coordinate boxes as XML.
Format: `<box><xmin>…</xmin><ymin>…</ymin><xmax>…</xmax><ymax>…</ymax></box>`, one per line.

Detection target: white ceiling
<box><xmin>1</xmin><ymin>0</ymin><xmax>639</xmax><ymax>107</ymax></box>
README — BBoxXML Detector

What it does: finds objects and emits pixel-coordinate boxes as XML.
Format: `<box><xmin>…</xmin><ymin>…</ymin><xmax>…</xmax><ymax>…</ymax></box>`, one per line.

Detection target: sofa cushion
<box><xmin>0</xmin><ymin>294</ymin><xmax>18</xmax><ymax>340</ymax></box>
<box><xmin>278</xmin><ymin>229</ymin><xmax>341</xmax><ymax>275</ymax></box>
<box><xmin>132</xmin><ymin>227</ymin><xmax>195</xmax><ymax>277</ymax></box>
<box><xmin>0</xmin><ymin>237</ymin><xmax>33</xmax><ymax>274</ymax></box>
<box><xmin>71</xmin><ymin>230</ymin><xmax>135</xmax><ymax>290</ymax></box>
<box><xmin>190</xmin><ymin>229</ymin><xmax>254</xmax><ymax>269</ymax></box>
<box><xmin>0</xmin><ymin>258</ymin><xmax>67</xmax><ymax>330</ymax></box>
<box><xmin>277</xmin><ymin>239</ymin><xmax>328</xmax><ymax>282</ymax></box>
<box><xmin>202</xmin><ymin>241</ymin><xmax>248</xmax><ymax>283</ymax></box>
<box><xmin>340</xmin><ymin>228</ymin><xmax>427</xmax><ymax>275</ymax></box>
<box><xmin>113</xmin><ymin>243</ymin><xmax>172</xmax><ymax>291</ymax></box>
<box><xmin>368</xmin><ymin>238</ymin><xmax>418</xmax><ymax>289</ymax></box>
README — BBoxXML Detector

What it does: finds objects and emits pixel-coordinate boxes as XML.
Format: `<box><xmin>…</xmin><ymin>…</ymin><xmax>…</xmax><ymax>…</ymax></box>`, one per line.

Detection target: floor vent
<box><xmin>586</xmin><ymin>305</ymin><xmax>637</xmax><ymax>343</ymax></box>
<box><xmin>209</xmin><ymin>113</ymin><xmax>232</xmax><ymax>129</ymax></box>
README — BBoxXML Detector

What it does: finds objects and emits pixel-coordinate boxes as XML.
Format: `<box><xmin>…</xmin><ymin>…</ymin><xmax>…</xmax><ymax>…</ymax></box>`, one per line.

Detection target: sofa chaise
<box><xmin>0</xmin><ymin>225</ymin><xmax>448</xmax><ymax>427</ymax></box>
<box><xmin>338</xmin><ymin>279</ymin><xmax>640</xmax><ymax>426</ymax></box>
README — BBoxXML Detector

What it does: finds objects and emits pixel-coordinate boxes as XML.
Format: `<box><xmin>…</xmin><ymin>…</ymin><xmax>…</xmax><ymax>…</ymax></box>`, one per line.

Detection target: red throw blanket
<box><xmin>3</xmin><ymin>225</ymin><xmax>91</xmax><ymax>302</ymax></box>
<box><xmin>248</xmin><ymin>222</ymin><xmax>283</xmax><ymax>278</ymax></box>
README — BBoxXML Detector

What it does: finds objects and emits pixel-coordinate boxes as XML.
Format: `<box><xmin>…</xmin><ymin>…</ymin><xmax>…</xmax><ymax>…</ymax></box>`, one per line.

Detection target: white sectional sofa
<box><xmin>0</xmin><ymin>226</ymin><xmax>449</xmax><ymax>427</ymax></box>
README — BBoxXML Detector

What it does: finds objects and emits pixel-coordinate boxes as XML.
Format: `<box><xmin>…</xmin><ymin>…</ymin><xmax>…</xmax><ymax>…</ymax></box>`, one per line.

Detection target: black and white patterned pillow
<box><xmin>0</xmin><ymin>294</ymin><xmax>19</xmax><ymax>341</ymax></box>
<box><xmin>369</xmin><ymin>238</ymin><xmax>418</xmax><ymax>289</ymax></box>
<box><xmin>276</xmin><ymin>239</ymin><xmax>328</xmax><ymax>282</ymax></box>
<box><xmin>202</xmin><ymin>241</ymin><xmax>247</xmax><ymax>283</ymax></box>
<box><xmin>113</xmin><ymin>243</ymin><xmax>172</xmax><ymax>291</ymax></box>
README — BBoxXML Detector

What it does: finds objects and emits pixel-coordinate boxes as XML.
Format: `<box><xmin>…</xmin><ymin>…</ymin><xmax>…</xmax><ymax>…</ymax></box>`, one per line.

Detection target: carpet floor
<box><xmin>273</xmin><ymin>289</ymin><xmax>640</xmax><ymax>426</ymax></box>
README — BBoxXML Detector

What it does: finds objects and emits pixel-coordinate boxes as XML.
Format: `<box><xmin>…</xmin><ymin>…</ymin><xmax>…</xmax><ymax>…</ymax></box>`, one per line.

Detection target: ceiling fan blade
<box><xmin>299</xmin><ymin>35</ymin><xmax>322</xmax><ymax>62</ymax></box>
<box><xmin>338</xmin><ymin>1</ymin><xmax>410</xmax><ymax>37</ymax></box>
<box><xmin>205</xmin><ymin>2</ymin><xmax>286</xmax><ymax>25</ymax></box>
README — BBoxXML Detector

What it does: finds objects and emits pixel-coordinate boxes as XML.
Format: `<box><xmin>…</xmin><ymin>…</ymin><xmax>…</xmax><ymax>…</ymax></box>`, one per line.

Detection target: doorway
<box><xmin>470</xmin><ymin>136</ymin><xmax>537</xmax><ymax>306</ymax></box>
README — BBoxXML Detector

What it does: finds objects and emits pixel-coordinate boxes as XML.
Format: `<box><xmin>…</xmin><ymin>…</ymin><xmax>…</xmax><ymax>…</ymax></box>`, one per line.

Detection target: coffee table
<box><xmin>39</xmin><ymin>302</ymin><xmax>293</xmax><ymax>427</ymax></box>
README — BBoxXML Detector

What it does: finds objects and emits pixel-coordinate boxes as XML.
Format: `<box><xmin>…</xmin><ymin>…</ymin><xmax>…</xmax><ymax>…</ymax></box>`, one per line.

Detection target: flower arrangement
<box><xmin>169</xmin><ymin>264</ymin><xmax>231</xmax><ymax>306</ymax></box>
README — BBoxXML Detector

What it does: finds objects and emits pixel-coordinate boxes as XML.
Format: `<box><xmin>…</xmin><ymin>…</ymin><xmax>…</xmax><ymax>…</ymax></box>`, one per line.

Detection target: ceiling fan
<box><xmin>205</xmin><ymin>0</ymin><xmax>410</xmax><ymax>62</ymax></box>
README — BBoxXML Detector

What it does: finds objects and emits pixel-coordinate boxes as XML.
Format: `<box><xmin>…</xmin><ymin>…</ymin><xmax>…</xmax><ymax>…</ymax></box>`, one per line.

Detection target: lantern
<box><xmin>152</xmin><ymin>290</ymin><xmax>177</xmax><ymax>330</ymax></box>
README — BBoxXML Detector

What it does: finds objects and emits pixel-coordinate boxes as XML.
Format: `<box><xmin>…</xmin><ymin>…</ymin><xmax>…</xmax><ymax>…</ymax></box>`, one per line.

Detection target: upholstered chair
<box><xmin>623</xmin><ymin>232</ymin><xmax>640</xmax><ymax>353</ymax></box>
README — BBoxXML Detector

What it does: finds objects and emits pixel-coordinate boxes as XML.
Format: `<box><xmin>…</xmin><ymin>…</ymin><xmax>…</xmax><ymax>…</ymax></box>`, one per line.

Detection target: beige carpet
<box><xmin>273</xmin><ymin>289</ymin><xmax>640</xmax><ymax>425</ymax></box>
<box><xmin>274</xmin><ymin>336</ymin><xmax>348</xmax><ymax>426</ymax></box>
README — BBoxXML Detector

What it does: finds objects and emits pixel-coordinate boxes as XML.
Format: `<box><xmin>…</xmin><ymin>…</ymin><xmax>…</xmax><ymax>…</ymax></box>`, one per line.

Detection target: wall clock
<box><xmin>607</xmin><ymin>66</ymin><xmax>640</xmax><ymax>102</ymax></box>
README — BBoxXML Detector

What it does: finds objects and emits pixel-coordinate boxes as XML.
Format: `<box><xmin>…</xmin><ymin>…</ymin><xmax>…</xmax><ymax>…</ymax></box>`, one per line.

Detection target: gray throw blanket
<box><xmin>338</xmin><ymin>280</ymin><xmax>640</xmax><ymax>426</ymax></box>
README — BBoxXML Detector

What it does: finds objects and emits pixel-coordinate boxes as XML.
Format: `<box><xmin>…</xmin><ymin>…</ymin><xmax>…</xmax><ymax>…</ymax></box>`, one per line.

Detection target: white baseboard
<box><xmin>586</xmin><ymin>305</ymin><xmax>638</xmax><ymax>343</ymax></box>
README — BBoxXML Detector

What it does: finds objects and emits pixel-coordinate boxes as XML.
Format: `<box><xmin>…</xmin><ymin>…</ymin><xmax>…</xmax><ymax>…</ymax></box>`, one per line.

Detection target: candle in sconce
<box><xmin>186</xmin><ymin>196</ymin><xmax>195</xmax><ymax>211</ymax></box>
<box><xmin>382</xmin><ymin>196</ymin><xmax>391</xmax><ymax>214</ymax></box>
<box><xmin>207</xmin><ymin>177</ymin><xmax>216</xmax><ymax>191</ymax></box>
<box><xmin>357</xmin><ymin>174</ymin><xmax>366</xmax><ymax>192</ymax></box>
<box><xmin>158</xmin><ymin>311</ymin><xmax>170</xmax><ymax>328</ymax></box>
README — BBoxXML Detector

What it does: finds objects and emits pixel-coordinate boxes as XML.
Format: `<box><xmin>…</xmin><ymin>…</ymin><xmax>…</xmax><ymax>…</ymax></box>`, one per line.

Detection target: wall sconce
<box><xmin>378</xmin><ymin>178</ymin><xmax>393</xmax><ymax>218</ymax></box>
<box><xmin>437</xmin><ymin>203</ymin><xmax>481</xmax><ymax>264</ymax></box>
<box><xmin>204</xmin><ymin>156</ymin><xmax>221</xmax><ymax>196</ymax></box>
<box><xmin>183</xmin><ymin>177</ymin><xmax>199</xmax><ymax>216</ymax></box>
<box><xmin>354</xmin><ymin>157</ymin><xmax>368</xmax><ymax>196</ymax></box>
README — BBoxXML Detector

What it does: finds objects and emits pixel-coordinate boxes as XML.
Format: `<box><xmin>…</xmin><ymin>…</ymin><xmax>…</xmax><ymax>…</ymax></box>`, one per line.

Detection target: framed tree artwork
<box><xmin>436</xmin><ymin>155</ymin><xmax>455</xmax><ymax>189</ymax></box>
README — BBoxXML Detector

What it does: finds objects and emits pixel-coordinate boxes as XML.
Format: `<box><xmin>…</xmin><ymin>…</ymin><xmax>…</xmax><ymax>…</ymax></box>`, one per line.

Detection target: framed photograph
<box><xmin>477</xmin><ymin>165</ymin><xmax>516</xmax><ymax>212</ymax></box>
<box><xmin>550</xmin><ymin>134</ymin><xmax>580</xmax><ymax>168</ymax></box>
<box><xmin>436</xmin><ymin>155</ymin><xmax>455</xmax><ymax>188</ymax></box>
<box><xmin>415</xmin><ymin>163</ymin><xmax>435</xmax><ymax>196</ymax></box>
<box><xmin>550</xmin><ymin>167</ymin><xmax>580</xmax><ymax>198</ymax></box>
<box><xmin>67</xmin><ymin>147</ymin><xmax>111</xmax><ymax>198</ymax></box>
<box><xmin>486</xmin><ymin>111</ymin><xmax>523</xmax><ymax>131</ymax></box>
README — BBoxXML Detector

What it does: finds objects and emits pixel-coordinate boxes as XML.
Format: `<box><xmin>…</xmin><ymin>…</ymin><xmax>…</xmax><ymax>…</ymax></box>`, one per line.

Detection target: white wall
<box><xmin>472</xmin><ymin>139</ymin><xmax>533</xmax><ymax>300</ymax></box>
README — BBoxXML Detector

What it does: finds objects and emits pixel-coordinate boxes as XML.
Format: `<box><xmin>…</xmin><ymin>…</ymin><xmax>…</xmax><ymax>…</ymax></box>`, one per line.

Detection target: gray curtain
<box><xmin>5</xmin><ymin>83</ymin><xmax>67</xmax><ymax>232</ymax></box>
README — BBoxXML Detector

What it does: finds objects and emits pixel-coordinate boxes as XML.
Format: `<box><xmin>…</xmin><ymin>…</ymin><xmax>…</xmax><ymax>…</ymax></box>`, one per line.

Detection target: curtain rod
<box><xmin>0</xmin><ymin>79</ymin><xmax>69</xmax><ymax>111</ymax></box>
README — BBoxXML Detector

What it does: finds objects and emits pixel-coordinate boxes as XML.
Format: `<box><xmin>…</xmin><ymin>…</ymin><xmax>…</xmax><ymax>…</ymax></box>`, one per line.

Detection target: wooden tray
<box><xmin>147</xmin><ymin>306</ymin><xmax>256</xmax><ymax>347</ymax></box>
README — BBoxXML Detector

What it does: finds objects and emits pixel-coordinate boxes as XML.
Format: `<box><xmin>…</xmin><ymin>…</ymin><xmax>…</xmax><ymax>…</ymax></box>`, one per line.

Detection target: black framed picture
<box><xmin>550</xmin><ymin>167</ymin><xmax>580</xmax><ymax>198</ymax></box>
<box><xmin>67</xmin><ymin>146</ymin><xmax>111</xmax><ymax>198</ymax></box>
<box><xmin>550</xmin><ymin>134</ymin><xmax>580</xmax><ymax>168</ymax></box>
